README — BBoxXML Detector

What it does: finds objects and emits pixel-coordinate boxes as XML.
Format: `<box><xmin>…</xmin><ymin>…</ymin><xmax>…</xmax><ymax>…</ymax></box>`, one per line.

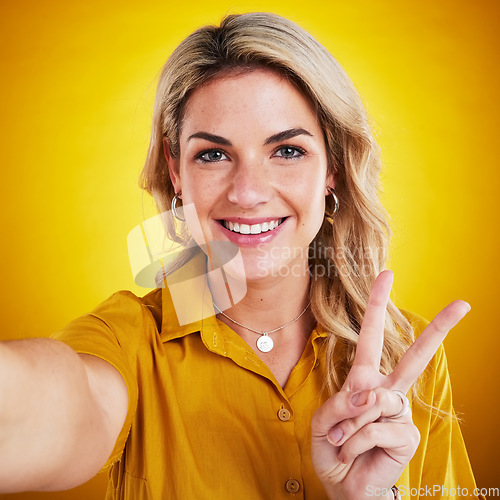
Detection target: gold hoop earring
<box><xmin>325</xmin><ymin>187</ymin><xmax>339</xmax><ymax>220</ymax></box>
<box><xmin>171</xmin><ymin>192</ymin><xmax>185</xmax><ymax>221</ymax></box>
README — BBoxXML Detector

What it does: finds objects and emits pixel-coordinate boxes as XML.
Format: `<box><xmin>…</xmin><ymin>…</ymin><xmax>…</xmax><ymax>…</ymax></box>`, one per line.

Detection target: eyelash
<box><xmin>195</xmin><ymin>145</ymin><xmax>307</xmax><ymax>163</ymax></box>
<box><xmin>273</xmin><ymin>145</ymin><xmax>306</xmax><ymax>159</ymax></box>
<box><xmin>195</xmin><ymin>149</ymin><xmax>228</xmax><ymax>163</ymax></box>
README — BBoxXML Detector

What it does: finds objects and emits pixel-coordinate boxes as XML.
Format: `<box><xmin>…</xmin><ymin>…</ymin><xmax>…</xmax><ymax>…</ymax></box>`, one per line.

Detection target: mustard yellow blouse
<box><xmin>53</xmin><ymin>286</ymin><xmax>482</xmax><ymax>499</ymax></box>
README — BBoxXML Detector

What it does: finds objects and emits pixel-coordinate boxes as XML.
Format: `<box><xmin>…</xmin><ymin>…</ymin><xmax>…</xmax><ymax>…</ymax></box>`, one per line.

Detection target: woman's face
<box><xmin>166</xmin><ymin>68</ymin><xmax>333</xmax><ymax>282</ymax></box>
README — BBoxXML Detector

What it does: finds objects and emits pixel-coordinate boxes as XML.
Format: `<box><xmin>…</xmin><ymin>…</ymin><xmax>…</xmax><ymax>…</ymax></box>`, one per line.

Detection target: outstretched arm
<box><xmin>0</xmin><ymin>338</ymin><xmax>128</xmax><ymax>493</ymax></box>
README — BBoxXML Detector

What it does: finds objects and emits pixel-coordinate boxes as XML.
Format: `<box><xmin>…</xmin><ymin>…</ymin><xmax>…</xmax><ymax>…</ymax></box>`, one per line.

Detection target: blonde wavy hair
<box><xmin>140</xmin><ymin>12</ymin><xmax>415</xmax><ymax>395</ymax></box>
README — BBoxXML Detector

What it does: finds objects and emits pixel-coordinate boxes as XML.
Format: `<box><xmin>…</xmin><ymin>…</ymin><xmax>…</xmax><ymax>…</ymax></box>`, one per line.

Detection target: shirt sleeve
<box><xmin>51</xmin><ymin>291</ymin><xmax>146</xmax><ymax>471</ymax></box>
<box><xmin>398</xmin><ymin>311</ymin><xmax>484</xmax><ymax>499</ymax></box>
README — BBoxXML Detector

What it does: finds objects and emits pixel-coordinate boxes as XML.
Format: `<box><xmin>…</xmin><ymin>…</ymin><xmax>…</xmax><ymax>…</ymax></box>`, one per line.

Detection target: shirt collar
<box><xmin>158</xmin><ymin>251</ymin><xmax>328</xmax><ymax>346</ymax></box>
<box><xmin>160</xmin><ymin>251</ymin><xmax>218</xmax><ymax>342</ymax></box>
<box><xmin>160</xmin><ymin>285</ymin><xmax>214</xmax><ymax>341</ymax></box>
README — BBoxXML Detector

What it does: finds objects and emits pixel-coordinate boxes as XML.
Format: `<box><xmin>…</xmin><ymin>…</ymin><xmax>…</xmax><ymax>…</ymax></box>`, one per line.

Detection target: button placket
<box><xmin>269</xmin><ymin>396</ymin><xmax>303</xmax><ymax>497</ymax></box>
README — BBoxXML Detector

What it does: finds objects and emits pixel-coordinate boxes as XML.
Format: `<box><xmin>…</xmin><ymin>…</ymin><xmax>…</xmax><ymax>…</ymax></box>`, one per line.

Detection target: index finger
<box><xmin>353</xmin><ymin>270</ymin><xmax>394</xmax><ymax>369</ymax></box>
<box><xmin>388</xmin><ymin>300</ymin><xmax>471</xmax><ymax>392</ymax></box>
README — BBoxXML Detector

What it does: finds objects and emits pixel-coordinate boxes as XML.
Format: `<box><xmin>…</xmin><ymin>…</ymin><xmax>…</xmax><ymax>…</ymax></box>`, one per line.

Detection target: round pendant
<box><xmin>256</xmin><ymin>335</ymin><xmax>274</xmax><ymax>353</ymax></box>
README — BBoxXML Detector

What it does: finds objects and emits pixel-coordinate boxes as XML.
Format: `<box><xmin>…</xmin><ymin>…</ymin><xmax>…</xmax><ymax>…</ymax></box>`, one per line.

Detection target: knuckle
<box><xmin>402</xmin><ymin>422</ymin><xmax>421</xmax><ymax>451</ymax></box>
<box><xmin>341</xmin><ymin>417</ymin><xmax>358</xmax><ymax>435</ymax></box>
<box><xmin>372</xmin><ymin>387</ymin><xmax>392</xmax><ymax>418</ymax></box>
<box><xmin>410</xmin><ymin>425</ymin><xmax>421</xmax><ymax>448</ymax></box>
<box><xmin>432</xmin><ymin>314</ymin><xmax>448</xmax><ymax>334</ymax></box>
<box><xmin>311</xmin><ymin>405</ymin><xmax>328</xmax><ymax>430</ymax></box>
<box><xmin>339</xmin><ymin>443</ymin><xmax>354</xmax><ymax>464</ymax></box>
<box><xmin>311</xmin><ymin>403</ymin><xmax>324</xmax><ymax>423</ymax></box>
<box><xmin>311</xmin><ymin>391</ymin><xmax>353</xmax><ymax>430</ymax></box>
<box><xmin>363</xmin><ymin>423</ymin><xmax>379</xmax><ymax>441</ymax></box>
<box><xmin>374</xmin><ymin>386</ymin><xmax>390</xmax><ymax>406</ymax></box>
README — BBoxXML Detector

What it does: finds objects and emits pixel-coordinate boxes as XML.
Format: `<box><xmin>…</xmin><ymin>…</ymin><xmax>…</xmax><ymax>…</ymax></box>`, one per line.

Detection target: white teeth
<box><xmin>223</xmin><ymin>219</ymin><xmax>283</xmax><ymax>234</ymax></box>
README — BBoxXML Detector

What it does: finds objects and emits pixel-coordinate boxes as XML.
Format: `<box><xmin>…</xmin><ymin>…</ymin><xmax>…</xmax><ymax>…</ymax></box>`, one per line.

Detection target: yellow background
<box><xmin>1</xmin><ymin>0</ymin><xmax>498</xmax><ymax>497</ymax></box>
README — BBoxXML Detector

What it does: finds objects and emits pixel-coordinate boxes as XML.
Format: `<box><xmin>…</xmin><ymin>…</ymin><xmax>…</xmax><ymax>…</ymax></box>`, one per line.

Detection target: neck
<box><xmin>218</xmin><ymin>264</ymin><xmax>310</xmax><ymax>318</ymax></box>
<box><xmin>209</xmin><ymin>268</ymin><xmax>316</xmax><ymax>388</ymax></box>
<box><xmin>210</xmin><ymin>267</ymin><xmax>314</xmax><ymax>346</ymax></box>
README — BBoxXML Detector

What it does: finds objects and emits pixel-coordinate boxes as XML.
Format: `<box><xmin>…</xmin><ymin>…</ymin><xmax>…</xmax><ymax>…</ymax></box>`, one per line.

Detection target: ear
<box><xmin>163</xmin><ymin>138</ymin><xmax>182</xmax><ymax>194</ymax></box>
<box><xmin>325</xmin><ymin>171</ymin><xmax>338</xmax><ymax>195</ymax></box>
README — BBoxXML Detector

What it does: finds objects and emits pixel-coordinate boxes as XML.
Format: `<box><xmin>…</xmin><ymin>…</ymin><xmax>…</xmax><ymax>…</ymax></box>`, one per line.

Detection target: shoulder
<box><xmin>88</xmin><ymin>289</ymin><xmax>161</xmax><ymax>324</ymax></box>
<box><xmin>52</xmin><ymin>288</ymin><xmax>163</xmax><ymax>355</ymax></box>
<box><xmin>75</xmin><ymin>288</ymin><xmax>163</xmax><ymax>335</ymax></box>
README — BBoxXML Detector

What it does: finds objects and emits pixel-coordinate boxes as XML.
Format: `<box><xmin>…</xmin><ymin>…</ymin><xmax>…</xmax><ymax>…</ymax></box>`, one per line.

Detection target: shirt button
<box><xmin>277</xmin><ymin>408</ymin><xmax>291</xmax><ymax>421</ymax></box>
<box><xmin>285</xmin><ymin>479</ymin><xmax>300</xmax><ymax>493</ymax></box>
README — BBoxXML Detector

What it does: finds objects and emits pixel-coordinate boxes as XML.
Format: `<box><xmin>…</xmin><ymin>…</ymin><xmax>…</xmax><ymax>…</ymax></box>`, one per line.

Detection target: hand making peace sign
<box><xmin>311</xmin><ymin>270</ymin><xmax>471</xmax><ymax>499</ymax></box>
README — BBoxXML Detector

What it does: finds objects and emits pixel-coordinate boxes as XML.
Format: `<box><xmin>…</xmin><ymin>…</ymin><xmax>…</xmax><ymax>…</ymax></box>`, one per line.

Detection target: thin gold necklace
<box><xmin>213</xmin><ymin>301</ymin><xmax>311</xmax><ymax>353</ymax></box>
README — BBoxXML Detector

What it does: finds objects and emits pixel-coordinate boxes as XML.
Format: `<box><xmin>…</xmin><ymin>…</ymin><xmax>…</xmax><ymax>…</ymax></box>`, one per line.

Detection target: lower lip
<box><xmin>217</xmin><ymin>219</ymin><xmax>288</xmax><ymax>247</ymax></box>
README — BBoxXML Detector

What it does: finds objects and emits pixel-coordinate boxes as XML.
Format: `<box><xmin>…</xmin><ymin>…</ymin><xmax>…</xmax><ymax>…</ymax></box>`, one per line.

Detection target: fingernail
<box><xmin>351</xmin><ymin>390</ymin><xmax>371</xmax><ymax>407</ymax></box>
<box><xmin>465</xmin><ymin>302</ymin><xmax>471</xmax><ymax>312</ymax></box>
<box><xmin>328</xmin><ymin>428</ymin><xmax>343</xmax><ymax>444</ymax></box>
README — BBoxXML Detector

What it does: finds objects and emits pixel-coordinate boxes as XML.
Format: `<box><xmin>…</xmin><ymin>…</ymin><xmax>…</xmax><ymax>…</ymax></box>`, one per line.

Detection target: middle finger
<box><xmin>387</xmin><ymin>300</ymin><xmax>471</xmax><ymax>393</ymax></box>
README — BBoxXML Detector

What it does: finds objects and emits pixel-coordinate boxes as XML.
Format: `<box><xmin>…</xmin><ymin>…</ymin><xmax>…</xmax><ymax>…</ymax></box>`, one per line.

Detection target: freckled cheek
<box><xmin>180</xmin><ymin>173</ymin><xmax>220</xmax><ymax>205</ymax></box>
<box><xmin>181</xmin><ymin>189</ymin><xmax>223</xmax><ymax>231</ymax></box>
<box><xmin>303</xmin><ymin>197</ymin><xmax>327</xmax><ymax>234</ymax></box>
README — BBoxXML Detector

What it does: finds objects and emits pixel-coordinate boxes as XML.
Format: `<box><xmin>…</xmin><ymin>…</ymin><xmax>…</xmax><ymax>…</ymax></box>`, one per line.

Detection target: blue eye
<box><xmin>273</xmin><ymin>146</ymin><xmax>306</xmax><ymax>159</ymax></box>
<box><xmin>196</xmin><ymin>149</ymin><xmax>228</xmax><ymax>163</ymax></box>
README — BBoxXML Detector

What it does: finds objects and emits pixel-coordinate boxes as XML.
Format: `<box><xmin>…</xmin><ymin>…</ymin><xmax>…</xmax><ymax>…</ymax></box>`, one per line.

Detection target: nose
<box><xmin>226</xmin><ymin>160</ymin><xmax>273</xmax><ymax>209</ymax></box>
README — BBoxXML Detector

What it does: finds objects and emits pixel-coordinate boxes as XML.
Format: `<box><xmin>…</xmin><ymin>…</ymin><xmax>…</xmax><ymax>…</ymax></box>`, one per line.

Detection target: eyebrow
<box><xmin>187</xmin><ymin>128</ymin><xmax>313</xmax><ymax>147</ymax></box>
<box><xmin>263</xmin><ymin>128</ymin><xmax>313</xmax><ymax>145</ymax></box>
<box><xmin>187</xmin><ymin>132</ymin><xmax>232</xmax><ymax>146</ymax></box>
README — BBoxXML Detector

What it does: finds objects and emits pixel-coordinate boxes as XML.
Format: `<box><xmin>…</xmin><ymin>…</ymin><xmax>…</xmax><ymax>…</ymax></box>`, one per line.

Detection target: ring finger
<box><xmin>327</xmin><ymin>387</ymin><xmax>411</xmax><ymax>446</ymax></box>
<box><xmin>337</xmin><ymin>420</ymin><xmax>421</xmax><ymax>465</ymax></box>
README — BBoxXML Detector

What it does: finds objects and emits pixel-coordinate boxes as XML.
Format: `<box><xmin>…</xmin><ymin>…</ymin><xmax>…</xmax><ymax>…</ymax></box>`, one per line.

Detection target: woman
<box><xmin>0</xmin><ymin>12</ymin><xmax>481</xmax><ymax>499</ymax></box>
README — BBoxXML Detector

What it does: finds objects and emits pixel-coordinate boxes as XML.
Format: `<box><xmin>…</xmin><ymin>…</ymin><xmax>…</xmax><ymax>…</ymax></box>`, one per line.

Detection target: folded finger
<box><xmin>312</xmin><ymin>389</ymin><xmax>375</xmax><ymax>437</ymax></box>
<box><xmin>337</xmin><ymin>421</ymin><xmax>421</xmax><ymax>465</ymax></box>
<box><xmin>327</xmin><ymin>387</ymin><xmax>411</xmax><ymax>446</ymax></box>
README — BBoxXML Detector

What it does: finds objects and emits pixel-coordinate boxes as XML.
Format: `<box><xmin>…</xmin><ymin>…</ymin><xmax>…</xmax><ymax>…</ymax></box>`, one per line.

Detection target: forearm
<box><xmin>0</xmin><ymin>338</ymin><xmax>101</xmax><ymax>492</ymax></box>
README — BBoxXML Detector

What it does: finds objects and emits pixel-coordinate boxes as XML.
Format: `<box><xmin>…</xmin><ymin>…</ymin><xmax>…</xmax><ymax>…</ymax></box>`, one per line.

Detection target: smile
<box><xmin>221</xmin><ymin>218</ymin><xmax>285</xmax><ymax>235</ymax></box>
